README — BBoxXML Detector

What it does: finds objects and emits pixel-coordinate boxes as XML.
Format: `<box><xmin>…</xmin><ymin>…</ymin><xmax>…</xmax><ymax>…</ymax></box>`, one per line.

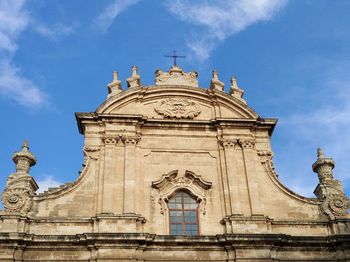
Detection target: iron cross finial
<box><xmin>165</xmin><ymin>50</ymin><xmax>186</xmax><ymax>66</ymax></box>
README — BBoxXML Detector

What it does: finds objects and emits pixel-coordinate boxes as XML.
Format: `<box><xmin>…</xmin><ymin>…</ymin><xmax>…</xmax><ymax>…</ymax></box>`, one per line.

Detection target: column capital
<box><xmin>238</xmin><ymin>138</ymin><xmax>255</xmax><ymax>149</ymax></box>
<box><xmin>103</xmin><ymin>137</ymin><xmax>118</xmax><ymax>145</ymax></box>
<box><xmin>218</xmin><ymin>138</ymin><xmax>238</xmax><ymax>148</ymax></box>
<box><xmin>122</xmin><ymin>135</ymin><xmax>141</xmax><ymax>145</ymax></box>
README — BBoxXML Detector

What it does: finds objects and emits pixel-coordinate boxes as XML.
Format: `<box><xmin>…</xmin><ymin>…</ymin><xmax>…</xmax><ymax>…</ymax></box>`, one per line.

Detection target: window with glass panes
<box><xmin>168</xmin><ymin>190</ymin><xmax>199</xmax><ymax>235</ymax></box>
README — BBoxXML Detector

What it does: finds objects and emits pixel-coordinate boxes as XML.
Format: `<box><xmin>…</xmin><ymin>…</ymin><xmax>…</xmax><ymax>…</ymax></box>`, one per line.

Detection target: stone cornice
<box><xmin>76</xmin><ymin>112</ymin><xmax>276</xmax><ymax>135</ymax></box>
<box><xmin>0</xmin><ymin>232</ymin><xmax>349</xmax><ymax>248</ymax></box>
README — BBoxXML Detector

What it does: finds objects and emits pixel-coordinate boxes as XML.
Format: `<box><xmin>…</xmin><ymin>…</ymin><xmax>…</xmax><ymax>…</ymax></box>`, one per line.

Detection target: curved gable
<box><xmin>96</xmin><ymin>86</ymin><xmax>258</xmax><ymax>120</ymax></box>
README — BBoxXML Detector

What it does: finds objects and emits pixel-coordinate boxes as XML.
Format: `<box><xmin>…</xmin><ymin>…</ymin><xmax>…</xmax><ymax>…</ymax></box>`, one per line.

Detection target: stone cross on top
<box><xmin>165</xmin><ymin>50</ymin><xmax>186</xmax><ymax>67</ymax></box>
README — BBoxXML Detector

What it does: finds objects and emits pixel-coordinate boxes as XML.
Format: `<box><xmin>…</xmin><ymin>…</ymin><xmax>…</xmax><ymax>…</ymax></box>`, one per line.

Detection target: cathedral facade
<box><xmin>1</xmin><ymin>65</ymin><xmax>350</xmax><ymax>261</ymax></box>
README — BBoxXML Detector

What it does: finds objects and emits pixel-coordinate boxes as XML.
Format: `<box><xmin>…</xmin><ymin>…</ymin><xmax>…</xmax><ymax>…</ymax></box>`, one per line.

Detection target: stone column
<box><xmin>122</xmin><ymin>135</ymin><xmax>140</xmax><ymax>214</ymax></box>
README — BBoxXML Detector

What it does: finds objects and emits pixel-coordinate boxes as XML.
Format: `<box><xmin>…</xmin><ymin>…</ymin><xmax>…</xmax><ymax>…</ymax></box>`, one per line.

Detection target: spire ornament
<box><xmin>210</xmin><ymin>70</ymin><xmax>224</xmax><ymax>91</ymax></box>
<box><xmin>12</xmin><ymin>140</ymin><xmax>37</xmax><ymax>175</ymax></box>
<box><xmin>312</xmin><ymin>148</ymin><xmax>350</xmax><ymax>220</ymax></box>
<box><xmin>127</xmin><ymin>66</ymin><xmax>141</xmax><ymax>88</ymax></box>
<box><xmin>229</xmin><ymin>76</ymin><xmax>245</xmax><ymax>103</ymax></box>
<box><xmin>107</xmin><ymin>70</ymin><xmax>122</xmax><ymax>97</ymax></box>
<box><xmin>2</xmin><ymin>141</ymin><xmax>39</xmax><ymax>215</ymax></box>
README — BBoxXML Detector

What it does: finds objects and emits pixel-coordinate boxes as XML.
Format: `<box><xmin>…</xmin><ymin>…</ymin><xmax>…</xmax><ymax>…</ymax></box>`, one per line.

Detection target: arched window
<box><xmin>168</xmin><ymin>190</ymin><xmax>199</xmax><ymax>235</ymax></box>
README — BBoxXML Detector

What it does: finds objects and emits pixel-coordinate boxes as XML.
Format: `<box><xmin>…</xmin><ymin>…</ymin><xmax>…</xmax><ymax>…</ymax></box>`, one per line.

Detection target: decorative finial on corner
<box><xmin>231</xmin><ymin>76</ymin><xmax>238</xmax><ymax>88</ymax></box>
<box><xmin>113</xmin><ymin>71</ymin><xmax>118</xmax><ymax>81</ymax></box>
<box><xmin>229</xmin><ymin>75</ymin><xmax>245</xmax><ymax>102</ymax></box>
<box><xmin>210</xmin><ymin>70</ymin><xmax>224</xmax><ymax>91</ymax></box>
<box><xmin>131</xmin><ymin>66</ymin><xmax>137</xmax><ymax>77</ymax></box>
<box><xmin>12</xmin><ymin>140</ymin><xmax>37</xmax><ymax>175</ymax></box>
<box><xmin>107</xmin><ymin>70</ymin><xmax>122</xmax><ymax>97</ymax></box>
<box><xmin>127</xmin><ymin>66</ymin><xmax>141</xmax><ymax>88</ymax></box>
<box><xmin>317</xmin><ymin>147</ymin><xmax>324</xmax><ymax>159</ymax></box>
<box><xmin>312</xmin><ymin>147</ymin><xmax>350</xmax><ymax>219</ymax></box>
<box><xmin>312</xmin><ymin>147</ymin><xmax>334</xmax><ymax>183</ymax></box>
<box><xmin>22</xmin><ymin>140</ymin><xmax>29</xmax><ymax>151</ymax></box>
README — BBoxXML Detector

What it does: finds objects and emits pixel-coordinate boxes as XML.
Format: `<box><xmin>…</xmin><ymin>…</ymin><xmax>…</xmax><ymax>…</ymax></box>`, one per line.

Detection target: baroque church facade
<box><xmin>1</xmin><ymin>65</ymin><xmax>350</xmax><ymax>261</ymax></box>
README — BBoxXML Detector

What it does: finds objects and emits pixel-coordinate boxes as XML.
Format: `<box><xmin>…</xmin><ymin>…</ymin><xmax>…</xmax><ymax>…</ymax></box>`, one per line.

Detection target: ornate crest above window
<box><xmin>151</xmin><ymin>170</ymin><xmax>212</xmax><ymax>215</ymax></box>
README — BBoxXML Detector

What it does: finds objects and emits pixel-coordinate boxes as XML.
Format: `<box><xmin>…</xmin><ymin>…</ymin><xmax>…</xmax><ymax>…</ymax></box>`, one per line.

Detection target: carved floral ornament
<box><xmin>151</xmin><ymin>170</ymin><xmax>212</xmax><ymax>215</ymax></box>
<box><xmin>2</xmin><ymin>187</ymin><xmax>33</xmax><ymax>214</ymax></box>
<box><xmin>154</xmin><ymin>98</ymin><xmax>201</xmax><ymax>119</ymax></box>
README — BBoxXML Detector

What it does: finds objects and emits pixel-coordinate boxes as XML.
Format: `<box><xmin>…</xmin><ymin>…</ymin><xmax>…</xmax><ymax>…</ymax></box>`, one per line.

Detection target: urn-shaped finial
<box><xmin>12</xmin><ymin>140</ymin><xmax>36</xmax><ymax>175</ymax></box>
<box><xmin>312</xmin><ymin>147</ymin><xmax>335</xmax><ymax>183</ymax></box>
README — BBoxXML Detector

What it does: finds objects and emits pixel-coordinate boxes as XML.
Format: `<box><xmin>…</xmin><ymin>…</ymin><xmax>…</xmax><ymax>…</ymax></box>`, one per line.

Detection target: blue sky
<box><xmin>0</xmin><ymin>0</ymin><xmax>350</xmax><ymax>201</ymax></box>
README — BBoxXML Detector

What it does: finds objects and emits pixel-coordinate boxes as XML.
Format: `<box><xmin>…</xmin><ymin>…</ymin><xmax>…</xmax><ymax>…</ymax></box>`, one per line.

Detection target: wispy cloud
<box><xmin>94</xmin><ymin>0</ymin><xmax>141</xmax><ymax>32</ymax></box>
<box><xmin>0</xmin><ymin>0</ymin><xmax>29</xmax><ymax>53</ymax></box>
<box><xmin>31</xmin><ymin>21</ymin><xmax>76</xmax><ymax>41</ymax></box>
<box><xmin>0</xmin><ymin>0</ymin><xmax>75</xmax><ymax>108</ymax></box>
<box><xmin>0</xmin><ymin>60</ymin><xmax>48</xmax><ymax>107</ymax></box>
<box><xmin>165</xmin><ymin>0</ymin><xmax>287</xmax><ymax>61</ymax></box>
<box><xmin>276</xmin><ymin>61</ymin><xmax>350</xmax><ymax>197</ymax></box>
<box><xmin>36</xmin><ymin>175</ymin><xmax>62</xmax><ymax>193</ymax></box>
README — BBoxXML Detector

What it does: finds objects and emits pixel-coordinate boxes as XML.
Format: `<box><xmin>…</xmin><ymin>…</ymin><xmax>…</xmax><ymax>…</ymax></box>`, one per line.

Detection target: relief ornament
<box><xmin>154</xmin><ymin>97</ymin><xmax>201</xmax><ymax>119</ymax></box>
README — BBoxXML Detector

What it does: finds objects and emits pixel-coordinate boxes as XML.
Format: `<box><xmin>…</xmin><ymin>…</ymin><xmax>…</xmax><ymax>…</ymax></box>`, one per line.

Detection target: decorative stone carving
<box><xmin>103</xmin><ymin>137</ymin><xmax>117</xmax><ymax>145</ymax></box>
<box><xmin>238</xmin><ymin>139</ymin><xmax>255</xmax><ymax>149</ymax></box>
<box><xmin>122</xmin><ymin>135</ymin><xmax>140</xmax><ymax>145</ymax></box>
<box><xmin>12</xmin><ymin>140</ymin><xmax>36</xmax><ymax>175</ymax></box>
<box><xmin>83</xmin><ymin>146</ymin><xmax>100</xmax><ymax>163</ymax></box>
<box><xmin>219</xmin><ymin>138</ymin><xmax>238</xmax><ymax>148</ymax></box>
<box><xmin>155</xmin><ymin>66</ymin><xmax>198</xmax><ymax>87</ymax></box>
<box><xmin>257</xmin><ymin>150</ymin><xmax>273</xmax><ymax>162</ymax></box>
<box><xmin>312</xmin><ymin>148</ymin><xmax>334</xmax><ymax>183</ymax></box>
<box><xmin>107</xmin><ymin>71</ymin><xmax>122</xmax><ymax>98</ymax></box>
<box><xmin>2</xmin><ymin>187</ymin><xmax>33</xmax><ymax>214</ymax></box>
<box><xmin>127</xmin><ymin>66</ymin><xmax>141</xmax><ymax>88</ymax></box>
<box><xmin>210</xmin><ymin>70</ymin><xmax>224</xmax><ymax>91</ymax></box>
<box><xmin>152</xmin><ymin>170</ymin><xmax>212</xmax><ymax>214</ymax></box>
<box><xmin>313</xmin><ymin>148</ymin><xmax>350</xmax><ymax>220</ymax></box>
<box><xmin>154</xmin><ymin>97</ymin><xmax>201</xmax><ymax>119</ymax></box>
<box><xmin>1</xmin><ymin>141</ymin><xmax>38</xmax><ymax>215</ymax></box>
<box><xmin>229</xmin><ymin>76</ymin><xmax>245</xmax><ymax>103</ymax></box>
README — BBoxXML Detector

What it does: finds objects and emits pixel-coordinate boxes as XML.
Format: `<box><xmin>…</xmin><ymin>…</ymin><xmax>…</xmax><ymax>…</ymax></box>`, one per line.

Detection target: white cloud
<box><xmin>36</xmin><ymin>175</ymin><xmax>62</xmax><ymax>193</ymax></box>
<box><xmin>0</xmin><ymin>60</ymin><xmax>48</xmax><ymax>108</ymax></box>
<box><xmin>94</xmin><ymin>0</ymin><xmax>141</xmax><ymax>32</ymax></box>
<box><xmin>166</xmin><ymin>0</ymin><xmax>287</xmax><ymax>61</ymax></box>
<box><xmin>0</xmin><ymin>0</ymin><xmax>29</xmax><ymax>53</ymax></box>
<box><xmin>31</xmin><ymin>22</ymin><xmax>76</xmax><ymax>41</ymax></box>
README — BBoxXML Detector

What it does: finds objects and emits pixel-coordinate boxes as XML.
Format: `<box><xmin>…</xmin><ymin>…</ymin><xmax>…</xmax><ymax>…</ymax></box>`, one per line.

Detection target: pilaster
<box><xmin>101</xmin><ymin>136</ymin><xmax>118</xmax><ymax>214</ymax></box>
<box><xmin>217</xmin><ymin>136</ymin><xmax>232</xmax><ymax>216</ymax></box>
<box><xmin>238</xmin><ymin>138</ymin><xmax>263</xmax><ymax>216</ymax></box>
<box><xmin>122</xmin><ymin>135</ymin><xmax>140</xmax><ymax>214</ymax></box>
